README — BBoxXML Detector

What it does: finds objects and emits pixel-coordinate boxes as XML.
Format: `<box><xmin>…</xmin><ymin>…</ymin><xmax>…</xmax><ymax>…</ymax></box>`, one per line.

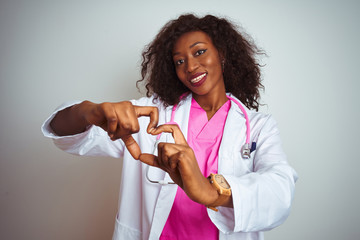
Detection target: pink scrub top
<box><xmin>160</xmin><ymin>98</ymin><xmax>231</xmax><ymax>240</ymax></box>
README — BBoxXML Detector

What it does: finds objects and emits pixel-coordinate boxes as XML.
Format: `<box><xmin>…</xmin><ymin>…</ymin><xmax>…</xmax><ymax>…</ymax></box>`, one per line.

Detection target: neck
<box><xmin>193</xmin><ymin>91</ymin><xmax>228</xmax><ymax>120</ymax></box>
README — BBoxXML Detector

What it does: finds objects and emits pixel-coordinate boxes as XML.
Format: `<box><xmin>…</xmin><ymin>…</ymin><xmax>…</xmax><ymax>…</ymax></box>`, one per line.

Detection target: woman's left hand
<box><xmin>139</xmin><ymin>124</ymin><xmax>218</xmax><ymax>205</ymax></box>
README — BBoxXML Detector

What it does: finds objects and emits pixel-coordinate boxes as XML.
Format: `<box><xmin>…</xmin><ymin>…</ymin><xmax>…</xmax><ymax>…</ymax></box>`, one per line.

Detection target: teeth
<box><xmin>191</xmin><ymin>73</ymin><xmax>206</xmax><ymax>83</ymax></box>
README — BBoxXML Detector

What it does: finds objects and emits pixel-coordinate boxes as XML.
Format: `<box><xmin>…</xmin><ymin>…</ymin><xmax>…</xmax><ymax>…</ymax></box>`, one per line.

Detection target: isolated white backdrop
<box><xmin>1</xmin><ymin>0</ymin><xmax>359</xmax><ymax>239</ymax></box>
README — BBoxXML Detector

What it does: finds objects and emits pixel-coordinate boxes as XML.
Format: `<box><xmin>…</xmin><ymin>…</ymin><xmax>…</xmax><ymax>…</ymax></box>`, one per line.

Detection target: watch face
<box><xmin>215</xmin><ymin>175</ymin><xmax>230</xmax><ymax>189</ymax></box>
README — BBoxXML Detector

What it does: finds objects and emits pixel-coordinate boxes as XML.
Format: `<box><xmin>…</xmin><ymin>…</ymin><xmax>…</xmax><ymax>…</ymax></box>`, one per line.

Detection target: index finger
<box><xmin>151</xmin><ymin>124</ymin><xmax>187</xmax><ymax>145</ymax></box>
<box><xmin>134</xmin><ymin>106</ymin><xmax>159</xmax><ymax>134</ymax></box>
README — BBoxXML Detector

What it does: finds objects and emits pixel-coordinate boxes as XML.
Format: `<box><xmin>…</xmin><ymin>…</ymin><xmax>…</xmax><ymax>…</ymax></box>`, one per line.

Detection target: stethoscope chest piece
<box><xmin>242</xmin><ymin>143</ymin><xmax>251</xmax><ymax>159</ymax></box>
<box><xmin>242</xmin><ymin>142</ymin><xmax>257</xmax><ymax>159</ymax></box>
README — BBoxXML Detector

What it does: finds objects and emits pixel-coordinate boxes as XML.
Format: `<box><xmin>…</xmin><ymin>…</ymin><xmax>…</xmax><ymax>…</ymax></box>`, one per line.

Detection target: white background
<box><xmin>1</xmin><ymin>0</ymin><xmax>359</xmax><ymax>239</ymax></box>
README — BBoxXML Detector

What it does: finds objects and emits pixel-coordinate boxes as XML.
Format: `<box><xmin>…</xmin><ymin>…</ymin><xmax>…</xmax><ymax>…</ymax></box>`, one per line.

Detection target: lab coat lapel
<box><xmin>173</xmin><ymin>93</ymin><xmax>192</xmax><ymax>141</ymax></box>
<box><xmin>218</xmin><ymin>95</ymin><xmax>247</xmax><ymax>175</ymax></box>
<box><xmin>148</xmin><ymin>94</ymin><xmax>192</xmax><ymax>239</ymax></box>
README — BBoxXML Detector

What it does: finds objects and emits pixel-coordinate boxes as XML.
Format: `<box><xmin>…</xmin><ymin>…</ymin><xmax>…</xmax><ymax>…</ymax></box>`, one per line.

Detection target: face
<box><xmin>172</xmin><ymin>31</ymin><xmax>225</xmax><ymax>97</ymax></box>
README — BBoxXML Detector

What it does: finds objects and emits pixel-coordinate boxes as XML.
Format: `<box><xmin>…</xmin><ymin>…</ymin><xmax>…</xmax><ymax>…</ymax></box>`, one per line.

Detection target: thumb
<box><xmin>139</xmin><ymin>153</ymin><xmax>160</xmax><ymax>168</ymax></box>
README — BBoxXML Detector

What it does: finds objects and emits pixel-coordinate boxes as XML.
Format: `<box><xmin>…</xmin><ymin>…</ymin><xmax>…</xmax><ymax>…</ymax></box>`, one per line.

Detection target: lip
<box><xmin>188</xmin><ymin>72</ymin><xmax>207</xmax><ymax>87</ymax></box>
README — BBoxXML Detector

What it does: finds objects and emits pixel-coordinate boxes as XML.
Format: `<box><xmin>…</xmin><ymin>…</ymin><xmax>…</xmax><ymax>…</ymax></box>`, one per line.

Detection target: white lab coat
<box><xmin>42</xmin><ymin>93</ymin><xmax>298</xmax><ymax>240</ymax></box>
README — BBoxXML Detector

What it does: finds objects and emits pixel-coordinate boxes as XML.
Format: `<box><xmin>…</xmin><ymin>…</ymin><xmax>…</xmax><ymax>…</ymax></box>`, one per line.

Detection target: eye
<box><xmin>195</xmin><ymin>49</ymin><xmax>207</xmax><ymax>56</ymax></box>
<box><xmin>175</xmin><ymin>59</ymin><xmax>184</xmax><ymax>66</ymax></box>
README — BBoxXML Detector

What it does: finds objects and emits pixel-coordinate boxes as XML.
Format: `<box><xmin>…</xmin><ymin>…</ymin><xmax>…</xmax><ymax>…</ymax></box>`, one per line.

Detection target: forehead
<box><xmin>173</xmin><ymin>31</ymin><xmax>214</xmax><ymax>52</ymax></box>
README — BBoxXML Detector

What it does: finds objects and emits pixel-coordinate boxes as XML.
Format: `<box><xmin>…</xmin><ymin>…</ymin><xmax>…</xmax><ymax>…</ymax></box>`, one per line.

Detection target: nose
<box><xmin>186</xmin><ymin>57</ymin><xmax>199</xmax><ymax>73</ymax></box>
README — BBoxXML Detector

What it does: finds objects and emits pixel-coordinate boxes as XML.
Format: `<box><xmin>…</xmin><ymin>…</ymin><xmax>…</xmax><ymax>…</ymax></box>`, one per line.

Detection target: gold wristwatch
<box><xmin>207</xmin><ymin>173</ymin><xmax>232</xmax><ymax>212</ymax></box>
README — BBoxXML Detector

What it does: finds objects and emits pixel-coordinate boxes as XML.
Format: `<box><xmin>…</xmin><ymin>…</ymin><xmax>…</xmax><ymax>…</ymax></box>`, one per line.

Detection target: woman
<box><xmin>42</xmin><ymin>14</ymin><xmax>297</xmax><ymax>240</ymax></box>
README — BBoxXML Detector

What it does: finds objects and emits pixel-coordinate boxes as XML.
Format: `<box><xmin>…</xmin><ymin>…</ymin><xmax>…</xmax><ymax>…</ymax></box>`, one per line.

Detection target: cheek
<box><xmin>175</xmin><ymin>68</ymin><xmax>187</xmax><ymax>84</ymax></box>
<box><xmin>206</xmin><ymin>57</ymin><xmax>222</xmax><ymax>73</ymax></box>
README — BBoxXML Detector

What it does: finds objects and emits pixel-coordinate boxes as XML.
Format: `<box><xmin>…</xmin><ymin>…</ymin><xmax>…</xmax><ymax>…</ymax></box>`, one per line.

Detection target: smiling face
<box><xmin>172</xmin><ymin>31</ymin><xmax>225</xmax><ymax>98</ymax></box>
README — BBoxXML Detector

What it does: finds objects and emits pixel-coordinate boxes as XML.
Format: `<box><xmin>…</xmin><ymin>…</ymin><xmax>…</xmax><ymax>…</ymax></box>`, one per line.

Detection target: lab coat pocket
<box><xmin>234</xmin><ymin>149</ymin><xmax>255</xmax><ymax>175</ymax></box>
<box><xmin>113</xmin><ymin>215</ymin><xmax>142</xmax><ymax>240</ymax></box>
<box><xmin>245</xmin><ymin>150</ymin><xmax>256</xmax><ymax>172</ymax></box>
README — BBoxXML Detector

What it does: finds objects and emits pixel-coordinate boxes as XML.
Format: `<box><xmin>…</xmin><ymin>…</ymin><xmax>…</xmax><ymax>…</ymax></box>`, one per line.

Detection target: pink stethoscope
<box><xmin>146</xmin><ymin>94</ymin><xmax>254</xmax><ymax>185</ymax></box>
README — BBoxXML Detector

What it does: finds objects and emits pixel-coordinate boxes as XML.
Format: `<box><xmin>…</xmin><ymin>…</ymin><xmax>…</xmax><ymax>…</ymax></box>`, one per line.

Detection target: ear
<box><xmin>218</xmin><ymin>51</ymin><xmax>225</xmax><ymax>62</ymax></box>
<box><xmin>219</xmin><ymin>51</ymin><xmax>225</xmax><ymax>72</ymax></box>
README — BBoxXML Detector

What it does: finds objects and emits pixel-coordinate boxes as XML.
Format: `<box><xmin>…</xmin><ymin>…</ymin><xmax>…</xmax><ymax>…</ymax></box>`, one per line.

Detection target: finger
<box><xmin>99</xmin><ymin>103</ymin><xmax>118</xmax><ymax>138</ymax></box>
<box><xmin>139</xmin><ymin>153</ymin><xmax>160</xmax><ymax>168</ymax></box>
<box><xmin>121</xmin><ymin>135</ymin><xmax>141</xmax><ymax>160</ymax></box>
<box><xmin>114</xmin><ymin>108</ymin><xmax>140</xmax><ymax>139</ymax></box>
<box><xmin>151</xmin><ymin>124</ymin><xmax>187</xmax><ymax>145</ymax></box>
<box><xmin>158</xmin><ymin>142</ymin><xmax>184</xmax><ymax>170</ymax></box>
<box><xmin>169</xmin><ymin>152</ymin><xmax>181</xmax><ymax>170</ymax></box>
<box><xmin>158</xmin><ymin>142</ymin><xmax>167</xmax><ymax>168</ymax></box>
<box><xmin>134</xmin><ymin>106</ymin><xmax>159</xmax><ymax>133</ymax></box>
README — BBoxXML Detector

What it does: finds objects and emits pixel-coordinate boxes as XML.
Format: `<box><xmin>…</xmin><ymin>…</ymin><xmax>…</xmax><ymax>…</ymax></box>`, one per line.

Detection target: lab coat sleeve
<box><xmin>41</xmin><ymin>97</ymin><xmax>159</xmax><ymax>158</ymax></box>
<box><xmin>209</xmin><ymin>115</ymin><xmax>298</xmax><ymax>233</ymax></box>
<box><xmin>41</xmin><ymin>100</ymin><xmax>125</xmax><ymax>158</ymax></box>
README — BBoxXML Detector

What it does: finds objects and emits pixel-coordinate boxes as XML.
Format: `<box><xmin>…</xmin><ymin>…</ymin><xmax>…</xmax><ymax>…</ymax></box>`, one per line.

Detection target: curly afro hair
<box><xmin>137</xmin><ymin>14</ymin><xmax>265</xmax><ymax>111</ymax></box>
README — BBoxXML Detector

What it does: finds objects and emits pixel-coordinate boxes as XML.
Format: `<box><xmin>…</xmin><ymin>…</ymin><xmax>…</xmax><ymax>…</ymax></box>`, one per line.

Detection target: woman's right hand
<box><xmin>51</xmin><ymin>100</ymin><xmax>159</xmax><ymax>159</ymax></box>
<box><xmin>80</xmin><ymin>101</ymin><xmax>159</xmax><ymax>159</ymax></box>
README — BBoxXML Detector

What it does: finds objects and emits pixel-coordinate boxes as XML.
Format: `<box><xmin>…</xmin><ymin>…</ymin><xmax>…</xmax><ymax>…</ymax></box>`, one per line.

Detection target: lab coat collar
<box><xmin>165</xmin><ymin>92</ymin><xmax>249</xmax><ymax>140</ymax></box>
<box><xmin>226</xmin><ymin>93</ymin><xmax>251</xmax><ymax>117</ymax></box>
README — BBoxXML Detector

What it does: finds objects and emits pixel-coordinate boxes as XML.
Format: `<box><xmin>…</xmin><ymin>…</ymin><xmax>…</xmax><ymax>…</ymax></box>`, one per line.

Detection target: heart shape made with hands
<box><xmin>122</xmin><ymin>108</ymin><xmax>218</xmax><ymax>205</ymax></box>
<box><xmin>138</xmin><ymin>124</ymin><xmax>189</xmax><ymax>167</ymax></box>
<box><xmin>138</xmin><ymin>124</ymin><xmax>192</xmax><ymax>189</ymax></box>
<box><xmin>124</xmin><ymin>110</ymin><xmax>206</xmax><ymax>197</ymax></box>
<box><xmin>122</xmin><ymin>106</ymin><xmax>188</xmax><ymax>163</ymax></box>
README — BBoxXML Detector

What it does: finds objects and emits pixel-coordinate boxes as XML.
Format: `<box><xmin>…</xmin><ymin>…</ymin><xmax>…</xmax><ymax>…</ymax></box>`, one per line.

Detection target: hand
<box><xmin>139</xmin><ymin>124</ymin><xmax>218</xmax><ymax>205</ymax></box>
<box><xmin>79</xmin><ymin>101</ymin><xmax>158</xmax><ymax>159</ymax></box>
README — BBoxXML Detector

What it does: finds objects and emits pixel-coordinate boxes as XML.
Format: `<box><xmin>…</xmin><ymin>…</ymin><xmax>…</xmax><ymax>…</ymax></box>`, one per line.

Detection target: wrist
<box><xmin>206</xmin><ymin>173</ymin><xmax>232</xmax><ymax>211</ymax></box>
<box><xmin>184</xmin><ymin>175</ymin><xmax>219</xmax><ymax>206</ymax></box>
<box><xmin>76</xmin><ymin>101</ymin><xmax>93</xmax><ymax>128</ymax></box>
<box><xmin>202</xmin><ymin>178</ymin><xmax>220</xmax><ymax>206</ymax></box>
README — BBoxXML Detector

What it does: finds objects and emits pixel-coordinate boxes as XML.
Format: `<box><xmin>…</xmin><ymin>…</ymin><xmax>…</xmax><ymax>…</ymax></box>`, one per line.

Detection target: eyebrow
<box><xmin>173</xmin><ymin>41</ymin><xmax>206</xmax><ymax>56</ymax></box>
<box><xmin>190</xmin><ymin>41</ymin><xmax>205</xmax><ymax>48</ymax></box>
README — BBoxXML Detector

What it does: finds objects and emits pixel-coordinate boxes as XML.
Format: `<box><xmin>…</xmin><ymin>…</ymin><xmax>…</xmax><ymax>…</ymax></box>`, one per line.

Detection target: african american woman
<box><xmin>42</xmin><ymin>14</ymin><xmax>298</xmax><ymax>240</ymax></box>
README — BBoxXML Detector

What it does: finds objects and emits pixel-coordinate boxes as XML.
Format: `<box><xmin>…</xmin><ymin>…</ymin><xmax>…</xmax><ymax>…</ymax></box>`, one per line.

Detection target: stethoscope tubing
<box><xmin>147</xmin><ymin>94</ymin><xmax>252</xmax><ymax>185</ymax></box>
